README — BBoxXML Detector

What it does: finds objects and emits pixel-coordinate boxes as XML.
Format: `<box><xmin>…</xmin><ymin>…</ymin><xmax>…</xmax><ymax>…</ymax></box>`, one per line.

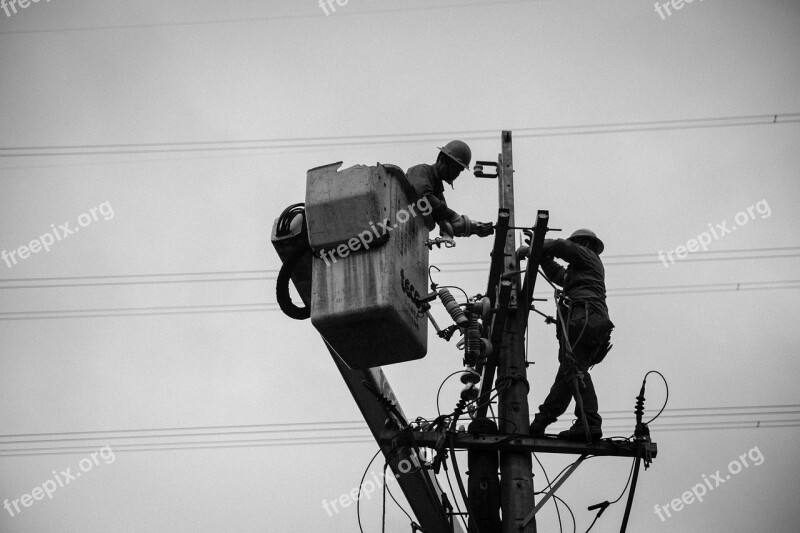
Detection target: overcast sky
<box><xmin>1</xmin><ymin>0</ymin><xmax>799</xmax><ymax>532</ymax></box>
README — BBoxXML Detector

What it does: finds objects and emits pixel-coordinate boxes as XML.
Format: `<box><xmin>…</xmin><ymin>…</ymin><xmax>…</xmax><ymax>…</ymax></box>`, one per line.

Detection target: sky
<box><xmin>1</xmin><ymin>0</ymin><xmax>799</xmax><ymax>532</ymax></box>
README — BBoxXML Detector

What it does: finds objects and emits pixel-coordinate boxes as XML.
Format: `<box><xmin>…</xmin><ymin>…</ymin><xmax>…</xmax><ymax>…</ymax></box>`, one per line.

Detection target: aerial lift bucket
<box><xmin>305</xmin><ymin>162</ymin><xmax>429</xmax><ymax>369</ymax></box>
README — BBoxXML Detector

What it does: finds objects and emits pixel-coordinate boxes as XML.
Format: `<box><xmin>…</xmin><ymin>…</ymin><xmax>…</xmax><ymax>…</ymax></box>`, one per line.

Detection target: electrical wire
<box><xmin>539</xmin><ymin>456</ymin><xmax>598</xmax><ymax>493</ymax></box>
<box><xmin>357</xmin><ymin>448</ymin><xmax>383</xmax><ymax>533</ymax></box>
<box><xmin>3</xmin><ymin>420</ymin><xmax>800</xmax><ymax>457</ymax></box>
<box><xmin>2</xmin><ymin>114</ymin><xmax>797</xmax><ymax>156</ymax></box>
<box><xmin>382</xmin><ymin>463</ymin><xmax>388</xmax><ymax>533</ymax></box>
<box><xmin>1</xmin><ymin>254</ymin><xmax>797</xmax><ymax>294</ymax></box>
<box><xmin>550</xmin><ymin>494</ymin><xmax>576</xmax><ymax>533</ymax></box>
<box><xmin>643</xmin><ymin>370</ymin><xmax>669</xmax><ymax>425</ymax></box>
<box><xmin>442</xmin><ymin>456</ymin><xmax>470</xmax><ymax>533</ymax></box>
<box><xmin>1</xmin><ymin>403</ymin><xmax>794</xmax><ymax>443</ymax></box>
<box><xmin>608</xmin><ymin>459</ymin><xmax>638</xmax><ymax>506</ymax></box>
<box><xmin>384</xmin><ymin>467</ymin><xmax>415</xmax><ymax>524</ymax></box>
<box><xmin>0</xmin><ymin>0</ymin><xmax>551</xmax><ymax>36</ymax></box>
<box><xmin>584</xmin><ymin>457</ymin><xmax>637</xmax><ymax>533</ymax></box>
<box><xmin>533</xmin><ymin>452</ymin><xmax>563</xmax><ymax>532</ymax></box>
<box><xmin>5</xmin><ymin>279</ymin><xmax>796</xmax><ymax>320</ymax></box>
<box><xmin>436</xmin><ymin>370</ymin><xmax>473</xmax><ymax>417</ymax></box>
<box><xmin>1</xmin><ymin>247</ymin><xmax>795</xmax><ymax>290</ymax></box>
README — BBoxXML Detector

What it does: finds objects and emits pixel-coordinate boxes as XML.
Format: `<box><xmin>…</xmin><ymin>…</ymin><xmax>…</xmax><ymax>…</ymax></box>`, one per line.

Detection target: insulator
<box><xmin>465</xmin><ymin>314</ymin><xmax>481</xmax><ymax>366</ymax></box>
<box><xmin>460</xmin><ymin>382</ymin><xmax>480</xmax><ymax>402</ymax></box>
<box><xmin>460</xmin><ymin>368</ymin><xmax>480</xmax><ymax>385</ymax></box>
<box><xmin>438</xmin><ymin>288</ymin><xmax>468</xmax><ymax>326</ymax></box>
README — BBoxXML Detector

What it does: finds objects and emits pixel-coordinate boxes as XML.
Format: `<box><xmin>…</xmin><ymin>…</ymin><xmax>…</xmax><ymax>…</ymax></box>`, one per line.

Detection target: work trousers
<box><xmin>535</xmin><ymin>340</ymin><xmax>602</xmax><ymax>428</ymax></box>
<box><xmin>535</xmin><ymin>302</ymin><xmax>610</xmax><ymax>428</ymax></box>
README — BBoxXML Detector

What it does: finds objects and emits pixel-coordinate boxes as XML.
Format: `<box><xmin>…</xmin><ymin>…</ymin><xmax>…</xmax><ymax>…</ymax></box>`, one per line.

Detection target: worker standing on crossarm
<box><xmin>528</xmin><ymin>229</ymin><xmax>614</xmax><ymax>441</ymax></box>
<box><xmin>406</xmin><ymin>140</ymin><xmax>494</xmax><ymax>241</ymax></box>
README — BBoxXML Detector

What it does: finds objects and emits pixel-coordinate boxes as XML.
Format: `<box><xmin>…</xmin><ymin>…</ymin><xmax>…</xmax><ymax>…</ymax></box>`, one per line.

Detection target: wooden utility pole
<box><xmin>493</xmin><ymin>131</ymin><xmax>537</xmax><ymax>532</ymax></box>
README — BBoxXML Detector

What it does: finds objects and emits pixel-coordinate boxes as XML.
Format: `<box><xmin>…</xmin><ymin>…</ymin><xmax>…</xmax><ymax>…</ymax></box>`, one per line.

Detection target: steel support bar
<box><xmin>475</xmin><ymin>209</ymin><xmax>511</xmax><ymax>420</ymax></box>
<box><xmin>619</xmin><ymin>445</ymin><xmax>643</xmax><ymax>533</ymax></box>
<box><xmin>321</xmin><ymin>338</ymin><xmax>460</xmax><ymax>533</ymax></box>
<box><xmin>380</xmin><ymin>431</ymin><xmax>657</xmax><ymax>459</ymax></box>
<box><xmin>520</xmin><ymin>211</ymin><xmax>549</xmax><ymax>327</ymax></box>
<box><xmin>521</xmin><ymin>454</ymin><xmax>587</xmax><ymax>528</ymax></box>
<box><xmin>485</xmin><ymin>209</ymin><xmax>512</xmax><ymax>305</ymax></box>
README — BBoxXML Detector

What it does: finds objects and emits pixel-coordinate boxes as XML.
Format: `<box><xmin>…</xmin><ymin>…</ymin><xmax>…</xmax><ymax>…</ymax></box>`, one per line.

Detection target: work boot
<box><xmin>558</xmin><ymin>424</ymin><xmax>602</xmax><ymax>441</ymax></box>
<box><xmin>529</xmin><ymin>421</ymin><xmax>547</xmax><ymax>436</ymax></box>
<box><xmin>529</xmin><ymin>415</ymin><xmax>550</xmax><ymax>436</ymax></box>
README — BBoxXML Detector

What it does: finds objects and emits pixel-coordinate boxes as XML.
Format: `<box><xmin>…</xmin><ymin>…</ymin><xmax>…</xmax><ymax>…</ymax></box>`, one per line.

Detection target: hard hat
<box><xmin>567</xmin><ymin>228</ymin><xmax>604</xmax><ymax>255</ymax></box>
<box><xmin>437</xmin><ymin>140</ymin><xmax>472</xmax><ymax>170</ymax></box>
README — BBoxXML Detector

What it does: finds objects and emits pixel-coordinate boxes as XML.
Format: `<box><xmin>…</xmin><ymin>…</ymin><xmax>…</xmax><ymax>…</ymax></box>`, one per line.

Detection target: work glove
<box><xmin>448</xmin><ymin>214</ymin><xmax>494</xmax><ymax>238</ymax></box>
<box><xmin>472</xmin><ymin>222</ymin><xmax>494</xmax><ymax>237</ymax></box>
<box><xmin>438</xmin><ymin>220</ymin><xmax>455</xmax><ymax>238</ymax></box>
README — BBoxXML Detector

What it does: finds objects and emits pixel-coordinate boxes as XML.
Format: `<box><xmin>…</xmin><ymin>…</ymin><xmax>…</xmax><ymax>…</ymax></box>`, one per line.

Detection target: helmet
<box><xmin>437</xmin><ymin>140</ymin><xmax>472</xmax><ymax>170</ymax></box>
<box><xmin>567</xmin><ymin>228</ymin><xmax>604</xmax><ymax>255</ymax></box>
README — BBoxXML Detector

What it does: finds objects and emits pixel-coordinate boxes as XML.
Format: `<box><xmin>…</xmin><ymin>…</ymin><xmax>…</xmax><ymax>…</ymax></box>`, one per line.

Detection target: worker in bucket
<box><xmin>525</xmin><ymin>229</ymin><xmax>614</xmax><ymax>441</ymax></box>
<box><xmin>406</xmin><ymin>140</ymin><xmax>494</xmax><ymax>242</ymax></box>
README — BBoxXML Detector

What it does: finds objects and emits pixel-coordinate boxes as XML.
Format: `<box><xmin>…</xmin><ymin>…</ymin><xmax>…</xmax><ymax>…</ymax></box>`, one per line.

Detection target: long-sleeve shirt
<box><xmin>406</xmin><ymin>163</ymin><xmax>458</xmax><ymax>229</ymax></box>
<box><xmin>541</xmin><ymin>238</ymin><xmax>609</xmax><ymax>315</ymax></box>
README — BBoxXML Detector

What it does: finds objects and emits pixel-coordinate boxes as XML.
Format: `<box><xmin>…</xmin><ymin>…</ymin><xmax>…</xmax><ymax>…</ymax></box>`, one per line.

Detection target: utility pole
<box><xmin>492</xmin><ymin>131</ymin><xmax>537</xmax><ymax>532</ymax></box>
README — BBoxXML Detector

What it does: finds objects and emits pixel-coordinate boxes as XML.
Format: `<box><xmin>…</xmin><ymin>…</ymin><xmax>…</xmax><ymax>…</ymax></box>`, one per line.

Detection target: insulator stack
<box><xmin>438</xmin><ymin>288</ymin><xmax>468</xmax><ymax>326</ymax></box>
<box><xmin>465</xmin><ymin>314</ymin><xmax>481</xmax><ymax>367</ymax></box>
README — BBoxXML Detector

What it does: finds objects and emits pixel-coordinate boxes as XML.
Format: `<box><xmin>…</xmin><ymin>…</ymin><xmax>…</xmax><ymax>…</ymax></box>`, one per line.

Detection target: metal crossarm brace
<box><xmin>522</xmin><ymin>454</ymin><xmax>588</xmax><ymax>528</ymax></box>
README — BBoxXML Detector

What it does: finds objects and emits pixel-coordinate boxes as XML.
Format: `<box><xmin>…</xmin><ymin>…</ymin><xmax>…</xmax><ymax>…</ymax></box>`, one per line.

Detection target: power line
<box><xmin>2</xmin><ymin>406</ymin><xmax>797</xmax><ymax>456</ymax></box>
<box><xmin>0</xmin><ymin>437</ymin><xmax>379</xmax><ymax>457</ymax></box>
<box><xmin>0</xmin><ymin>0</ymin><xmax>548</xmax><ymax>36</ymax></box>
<box><xmin>3</xmin><ymin>404</ymin><xmax>795</xmax><ymax>440</ymax></box>
<box><xmin>2</xmin><ymin>408</ymin><xmax>795</xmax><ymax>442</ymax></box>
<box><xmin>0</xmin><ymin>279</ymin><xmax>797</xmax><ymax>321</ymax></box>
<box><xmin>1</xmin><ymin>113</ymin><xmax>797</xmax><ymax>158</ymax></box>
<box><xmin>1</xmin><ymin>247</ymin><xmax>797</xmax><ymax>290</ymax></box>
<box><xmin>0</xmin><ymin>302</ymin><xmax>280</xmax><ymax>321</ymax></box>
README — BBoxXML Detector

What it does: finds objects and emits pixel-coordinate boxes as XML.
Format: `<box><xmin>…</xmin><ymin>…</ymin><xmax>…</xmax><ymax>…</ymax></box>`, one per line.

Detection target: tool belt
<box><xmin>557</xmin><ymin>297</ymin><xmax>614</xmax><ymax>365</ymax></box>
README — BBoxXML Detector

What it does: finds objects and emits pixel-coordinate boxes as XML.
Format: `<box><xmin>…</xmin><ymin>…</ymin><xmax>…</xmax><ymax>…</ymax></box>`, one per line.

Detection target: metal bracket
<box><xmin>473</xmin><ymin>160</ymin><xmax>499</xmax><ymax>178</ymax></box>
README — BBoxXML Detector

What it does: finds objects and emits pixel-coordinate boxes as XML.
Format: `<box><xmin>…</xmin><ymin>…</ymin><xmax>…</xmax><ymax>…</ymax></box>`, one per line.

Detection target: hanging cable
<box><xmin>357</xmin><ymin>448</ymin><xmax>383</xmax><ymax>533</ymax></box>
<box><xmin>585</xmin><ymin>456</ymin><xmax>637</xmax><ymax>532</ymax></box>
<box><xmin>442</xmin><ymin>459</ymin><xmax>470</xmax><ymax>533</ymax></box>
<box><xmin>384</xmin><ymin>477</ymin><xmax>415</xmax><ymax>524</ymax></box>
<box><xmin>550</xmin><ymin>494</ymin><xmax>576</xmax><ymax>533</ymax></box>
<box><xmin>533</xmin><ymin>452</ymin><xmax>563</xmax><ymax>532</ymax></box>
<box><xmin>644</xmin><ymin>370</ymin><xmax>669</xmax><ymax>425</ymax></box>
<box><xmin>436</xmin><ymin>370</ymin><xmax>474</xmax><ymax>417</ymax></box>
<box><xmin>382</xmin><ymin>462</ymin><xmax>388</xmax><ymax>533</ymax></box>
